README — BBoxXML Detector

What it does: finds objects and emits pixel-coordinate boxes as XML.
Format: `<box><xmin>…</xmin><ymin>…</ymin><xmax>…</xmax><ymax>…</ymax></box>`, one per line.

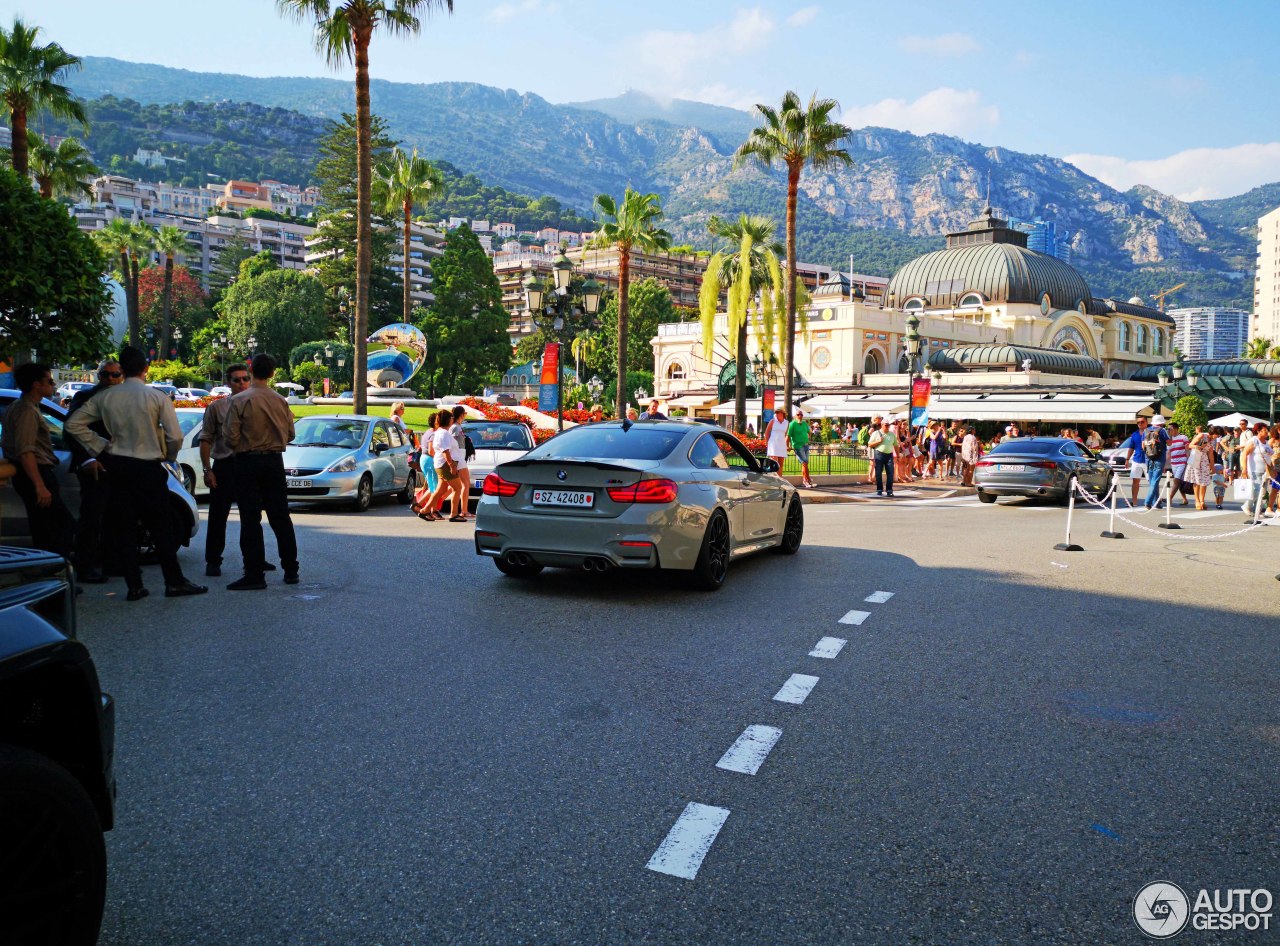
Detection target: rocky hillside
<box><xmin>66</xmin><ymin>57</ymin><xmax>1275</xmax><ymax>305</ymax></box>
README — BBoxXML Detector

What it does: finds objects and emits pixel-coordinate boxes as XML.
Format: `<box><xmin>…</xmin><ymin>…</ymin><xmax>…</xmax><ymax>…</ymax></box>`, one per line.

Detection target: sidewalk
<box><xmin>786</xmin><ymin>475</ymin><xmax>977</xmax><ymax>505</ymax></box>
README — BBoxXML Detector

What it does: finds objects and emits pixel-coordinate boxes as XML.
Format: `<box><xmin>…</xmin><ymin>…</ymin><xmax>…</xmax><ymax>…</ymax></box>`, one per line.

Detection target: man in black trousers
<box><xmin>225</xmin><ymin>353</ymin><xmax>298</xmax><ymax>590</ymax></box>
<box><xmin>199</xmin><ymin>364</ymin><xmax>260</xmax><ymax>578</ymax></box>
<box><xmin>65</xmin><ymin>359</ymin><xmax>123</xmax><ymax>583</ymax></box>
<box><xmin>66</xmin><ymin>347</ymin><xmax>207</xmax><ymax>601</ymax></box>
<box><xmin>1</xmin><ymin>363</ymin><xmax>75</xmax><ymax>559</ymax></box>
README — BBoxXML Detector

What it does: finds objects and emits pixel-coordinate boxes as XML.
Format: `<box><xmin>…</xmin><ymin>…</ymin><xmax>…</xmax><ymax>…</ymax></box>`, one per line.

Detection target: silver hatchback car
<box><xmin>283</xmin><ymin>414</ymin><xmax>419</xmax><ymax>512</ymax></box>
<box><xmin>474</xmin><ymin>420</ymin><xmax>803</xmax><ymax>589</ymax></box>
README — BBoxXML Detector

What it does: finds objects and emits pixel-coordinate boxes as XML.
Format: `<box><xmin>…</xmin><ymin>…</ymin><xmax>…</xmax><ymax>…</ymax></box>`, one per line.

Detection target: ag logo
<box><xmin>1134</xmin><ymin>881</ymin><xmax>1190</xmax><ymax>938</ymax></box>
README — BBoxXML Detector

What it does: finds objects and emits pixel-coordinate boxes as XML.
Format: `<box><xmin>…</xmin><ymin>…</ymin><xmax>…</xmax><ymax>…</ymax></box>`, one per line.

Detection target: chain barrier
<box><xmin>1071</xmin><ymin>479</ymin><xmax>1270</xmax><ymax>542</ymax></box>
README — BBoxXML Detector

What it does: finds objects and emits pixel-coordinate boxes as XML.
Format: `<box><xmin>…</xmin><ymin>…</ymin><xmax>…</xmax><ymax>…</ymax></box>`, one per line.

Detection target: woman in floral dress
<box><xmin>1184</xmin><ymin>423</ymin><xmax>1213</xmax><ymax>509</ymax></box>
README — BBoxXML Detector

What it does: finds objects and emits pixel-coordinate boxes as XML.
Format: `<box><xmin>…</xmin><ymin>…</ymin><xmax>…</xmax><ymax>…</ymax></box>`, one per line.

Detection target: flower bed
<box><xmin>459</xmin><ymin>396</ymin><xmax>529</xmax><ymax>425</ymax></box>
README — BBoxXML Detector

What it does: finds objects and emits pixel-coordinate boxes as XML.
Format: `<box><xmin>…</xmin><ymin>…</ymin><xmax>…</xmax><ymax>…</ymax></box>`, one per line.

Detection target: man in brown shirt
<box><xmin>199</xmin><ymin>364</ymin><xmax>253</xmax><ymax>577</ymax></box>
<box><xmin>225</xmin><ymin>353</ymin><xmax>298</xmax><ymax>589</ymax></box>
<box><xmin>1</xmin><ymin>363</ymin><xmax>74</xmax><ymax>557</ymax></box>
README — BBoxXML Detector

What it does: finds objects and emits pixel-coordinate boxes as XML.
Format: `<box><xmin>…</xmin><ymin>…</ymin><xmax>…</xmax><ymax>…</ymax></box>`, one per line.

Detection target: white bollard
<box><xmin>1054</xmin><ymin>479</ymin><xmax>1084</xmax><ymax>551</ymax></box>
<box><xmin>1101</xmin><ymin>473</ymin><xmax>1124</xmax><ymax>539</ymax></box>
<box><xmin>1158</xmin><ymin>470</ymin><xmax>1181</xmax><ymax>530</ymax></box>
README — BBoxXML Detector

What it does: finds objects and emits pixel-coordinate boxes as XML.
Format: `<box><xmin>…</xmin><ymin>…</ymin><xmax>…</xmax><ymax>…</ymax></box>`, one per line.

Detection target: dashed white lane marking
<box><xmin>809</xmin><ymin>636</ymin><xmax>847</xmax><ymax>659</ymax></box>
<box><xmin>773</xmin><ymin>674</ymin><xmax>820</xmax><ymax>705</ymax></box>
<box><xmin>646</xmin><ymin>802</ymin><xmax>731</xmax><ymax>880</ymax></box>
<box><xmin>865</xmin><ymin>590</ymin><xmax>895</xmax><ymax>603</ymax></box>
<box><xmin>716</xmin><ymin>724</ymin><xmax>783</xmax><ymax>775</ymax></box>
<box><xmin>839</xmin><ymin>609</ymin><xmax>870</xmax><ymax>625</ymax></box>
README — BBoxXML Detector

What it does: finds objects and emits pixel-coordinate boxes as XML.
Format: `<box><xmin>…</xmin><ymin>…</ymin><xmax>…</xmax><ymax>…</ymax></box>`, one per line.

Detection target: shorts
<box><xmin>1171</xmin><ymin>463</ymin><xmax>1187</xmax><ymax>480</ymax></box>
<box><xmin>794</xmin><ymin>444</ymin><xmax>809</xmax><ymax>463</ymax></box>
<box><xmin>1129</xmin><ymin>461</ymin><xmax>1148</xmax><ymax>479</ymax></box>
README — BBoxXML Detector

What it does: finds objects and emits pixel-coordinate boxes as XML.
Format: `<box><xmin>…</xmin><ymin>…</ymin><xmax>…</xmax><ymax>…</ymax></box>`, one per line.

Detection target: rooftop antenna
<box><xmin>984</xmin><ymin>169</ymin><xmax>992</xmax><ymax>212</ymax></box>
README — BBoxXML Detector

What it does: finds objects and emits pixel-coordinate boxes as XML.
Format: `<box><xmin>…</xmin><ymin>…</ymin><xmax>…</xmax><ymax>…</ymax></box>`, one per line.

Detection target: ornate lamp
<box><xmin>1186</xmin><ymin>367</ymin><xmax>1199</xmax><ymax>389</ymax></box>
<box><xmin>552</xmin><ymin>252</ymin><xmax>573</xmax><ymax>293</ymax></box>
<box><xmin>1157</xmin><ymin>368</ymin><xmax>1170</xmax><ymax>386</ymax></box>
<box><xmin>523</xmin><ymin>273</ymin><xmax>546</xmax><ymax>313</ymax></box>
<box><xmin>581</xmin><ymin>278</ymin><xmax>602</xmax><ymax>315</ymax></box>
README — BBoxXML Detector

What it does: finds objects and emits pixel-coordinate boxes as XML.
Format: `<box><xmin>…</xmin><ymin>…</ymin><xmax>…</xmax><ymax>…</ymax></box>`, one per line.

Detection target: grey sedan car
<box><xmin>283</xmin><ymin>414</ymin><xmax>418</xmax><ymax>511</ymax></box>
<box><xmin>474</xmin><ymin>420</ymin><xmax>803</xmax><ymax>589</ymax></box>
<box><xmin>974</xmin><ymin>437</ymin><xmax>1111</xmax><ymax>504</ymax></box>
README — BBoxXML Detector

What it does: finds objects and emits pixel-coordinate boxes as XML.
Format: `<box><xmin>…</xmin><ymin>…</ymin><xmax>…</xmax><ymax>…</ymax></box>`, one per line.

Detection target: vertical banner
<box><xmin>538</xmin><ymin>342</ymin><xmax>561</xmax><ymax>414</ymax></box>
<box><xmin>323</xmin><ymin>378</ymin><xmax>330</xmax><ymax>397</ymax></box>
<box><xmin>760</xmin><ymin>386</ymin><xmax>776</xmax><ymax>439</ymax></box>
<box><xmin>910</xmin><ymin>377</ymin><xmax>931</xmax><ymax>428</ymax></box>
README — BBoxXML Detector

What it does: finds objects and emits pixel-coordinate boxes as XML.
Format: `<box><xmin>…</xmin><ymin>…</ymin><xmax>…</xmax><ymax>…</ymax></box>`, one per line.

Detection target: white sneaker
<box><xmin>1265</xmin><ymin>510</ymin><xmax>1279</xmax><ymax>518</ymax></box>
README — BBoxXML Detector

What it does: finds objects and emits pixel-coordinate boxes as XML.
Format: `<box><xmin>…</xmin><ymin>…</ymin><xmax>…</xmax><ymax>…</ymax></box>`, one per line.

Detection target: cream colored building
<box><xmin>653</xmin><ymin>209</ymin><xmax>1174</xmax><ymax>413</ymax></box>
<box><xmin>1253</xmin><ymin>204</ymin><xmax>1280</xmax><ymax>344</ymax></box>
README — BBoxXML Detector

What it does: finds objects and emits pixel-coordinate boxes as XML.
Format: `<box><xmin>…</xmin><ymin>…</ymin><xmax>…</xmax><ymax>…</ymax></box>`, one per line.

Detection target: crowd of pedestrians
<box><xmin>410</xmin><ymin>406</ymin><xmax>475</xmax><ymax>523</ymax></box>
<box><xmin>2</xmin><ymin>349</ymin><xmax>302</xmax><ymax>601</ymax></box>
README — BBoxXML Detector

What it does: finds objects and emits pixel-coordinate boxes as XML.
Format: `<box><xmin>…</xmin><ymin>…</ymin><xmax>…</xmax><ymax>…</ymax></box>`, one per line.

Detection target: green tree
<box><xmin>591</xmin><ymin>187</ymin><xmax>671</xmax><ymax>411</ymax></box>
<box><xmin>289</xmin><ymin>339</ymin><xmax>353</xmax><ymax>390</ymax></box>
<box><xmin>153</xmin><ymin>224</ymin><xmax>191</xmax><ymax>357</ymax></box>
<box><xmin>0</xmin><ymin>17</ymin><xmax>86</xmax><ymax>177</ymax></box>
<box><xmin>1170</xmin><ymin>394</ymin><xmax>1207</xmax><ymax>434</ymax></box>
<box><xmin>588</xmin><ymin>277</ymin><xmax>680</xmax><ymax>392</ymax></box>
<box><xmin>218</xmin><ymin>268</ymin><xmax>328</xmax><ymax>362</ymax></box>
<box><xmin>416</xmin><ymin>224</ymin><xmax>510</xmax><ymax>396</ymax></box>
<box><xmin>92</xmin><ymin>218</ymin><xmax>151</xmax><ymax>347</ymax></box>
<box><xmin>699</xmin><ymin>214</ymin><xmax>785</xmax><ymax>434</ymax></box>
<box><xmin>238</xmin><ymin>250</ymin><xmax>280</xmax><ymax>283</ymax></box>
<box><xmin>208</xmin><ymin>231</ymin><xmax>253</xmax><ymax>295</ymax></box>
<box><xmin>0</xmin><ymin>166</ymin><xmax>110</xmax><ymax>363</ymax></box>
<box><xmin>310</xmin><ymin>112</ymin><xmax>401</xmax><ymax>336</ymax></box>
<box><xmin>735</xmin><ymin>90</ymin><xmax>851</xmax><ymax>411</ymax></box>
<box><xmin>1244</xmin><ymin>337</ymin><xmax>1272</xmax><ymax>359</ymax></box>
<box><xmin>376</xmin><ymin>145</ymin><xmax>446</xmax><ymax>324</ymax></box>
<box><xmin>27</xmin><ymin>132</ymin><xmax>97</xmax><ymax>199</ymax></box>
<box><xmin>275</xmin><ymin>0</ymin><xmax>455</xmax><ymax>416</ymax></box>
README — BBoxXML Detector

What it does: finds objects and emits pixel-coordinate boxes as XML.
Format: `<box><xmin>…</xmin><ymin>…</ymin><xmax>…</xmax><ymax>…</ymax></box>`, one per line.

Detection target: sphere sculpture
<box><xmin>366</xmin><ymin>323</ymin><xmax>427</xmax><ymax>387</ymax></box>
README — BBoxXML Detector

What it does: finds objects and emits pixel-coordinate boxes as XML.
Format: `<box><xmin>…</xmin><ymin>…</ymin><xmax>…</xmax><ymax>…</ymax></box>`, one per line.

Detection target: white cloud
<box><xmin>898</xmin><ymin>32</ymin><xmax>980</xmax><ymax>57</ymax></box>
<box><xmin>786</xmin><ymin>5</ymin><xmax>820</xmax><ymax>27</ymax></box>
<box><xmin>486</xmin><ymin>0</ymin><xmax>555</xmax><ymax>25</ymax></box>
<box><xmin>1065</xmin><ymin>142</ymin><xmax>1280</xmax><ymax>201</ymax></box>
<box><xmin>842</xmin><ymin>87</ymin><xmax>999</xmax><ymax>137</ymax></box>
<box><xmin>681</xmin><ymin>82</ymin><xmax>768</xmax><ymax>112</ymax></box>
<box><xmin>630</xmin><ymin>7</ymin><xmax>776</xmax><ymax>86</ymax></box>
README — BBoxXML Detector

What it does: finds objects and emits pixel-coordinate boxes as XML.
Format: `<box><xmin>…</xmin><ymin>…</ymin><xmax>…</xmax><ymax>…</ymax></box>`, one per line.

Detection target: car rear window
<box><xmin>988</xmin><ymin>440</ymin><xmax>1060</xmax><ymax>456</ymax></box>
<box><xmin>463</xmin><ymin>423</ymin><xmax>533</xmax><ymax>449</ymax></box>
<box><xmin>176</xmin><ymin>413</ymin><xmax>202</xmax><ymax>435</ymax></box>
<box><xmin>526</xmin><ymin>425</ymin><xmax>684</xmax><ymax>461</ymax></box>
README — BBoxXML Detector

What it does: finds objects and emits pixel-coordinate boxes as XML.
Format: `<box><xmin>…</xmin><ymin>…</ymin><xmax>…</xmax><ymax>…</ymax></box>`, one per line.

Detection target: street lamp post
<box><xmin>587</xmin><ymin>375</ymin><xmax>603</xmax><ymax>406</ymax></box>
<box><xmin>218</xmin><ymin>333</ymin><xmax>228</xmax><ymax>382</ymax></box>
<box><xmin>171</xmin><ymin>327</ymin><xmax>183</xmax><ymax>361</ymax></box>
<box><xmin>904</xmin><ymin>312</ymin><xmax>922</xmax><ymax>428</ymax></box>
<box><xmin>523</xmin><ymin>255</ymin><xmax>603</xmax><ymax>432</ymax></box>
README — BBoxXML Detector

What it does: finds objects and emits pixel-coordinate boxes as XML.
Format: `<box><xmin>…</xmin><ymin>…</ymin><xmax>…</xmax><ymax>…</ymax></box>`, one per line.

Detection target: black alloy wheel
<box><xmin>691</xmin><ymin>510</ymin><xmax>731</xmax><ymax>590</ymax></box>
<box><xmin>775</xmin><ymin>496</ymin><xmax>804</xmax><ymax>554</ymax></box>
<box><xmin>0</xmin><ymin>746</ymin><xmax>107</xmax><ymax>946</ymax></box>
<box><xmin>352</xmin><ymin>474</ymin><xmax>373</xmax><ymax>513</ymax></box>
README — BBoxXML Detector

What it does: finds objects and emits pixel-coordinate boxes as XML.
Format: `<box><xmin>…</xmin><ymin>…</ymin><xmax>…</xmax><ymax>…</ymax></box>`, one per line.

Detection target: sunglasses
<box><xmin>102</xmin><ymin>371</ymin><xmax>123</xmax><ymax>378</ymax></box>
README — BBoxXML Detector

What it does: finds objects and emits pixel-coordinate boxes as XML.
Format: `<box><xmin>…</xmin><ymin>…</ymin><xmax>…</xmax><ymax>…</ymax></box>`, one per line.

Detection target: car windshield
<box><xmin>525</xmin><ymin>424</ymin><xmax>684</xmax><ymax>461</ymax></box>
<box><xmin>292</xmin><ymin>417</ymin><xmax>368</xmax><ymax>449</ymax></box>
<box><xmin>988</xmin><ymin>440</ymin><xmax>1062</xmax><ymax>456</ymax></box>
<box><xmin>463</xmin><ymin>422</ymin><xmax>533</xmax><ymax>450</ymax></box>
<box><xmin>176</xmin><ymin>413</ymin><xmax>202</xmax><ymax>436</ymax></box>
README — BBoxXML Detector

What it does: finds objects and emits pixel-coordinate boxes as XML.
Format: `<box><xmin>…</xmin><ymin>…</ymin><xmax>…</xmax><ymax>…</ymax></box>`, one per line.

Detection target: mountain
<box><xmin>65</xmin><ymin>57</ymin><xmax>1276</xmax><ymax>307</ymax></box>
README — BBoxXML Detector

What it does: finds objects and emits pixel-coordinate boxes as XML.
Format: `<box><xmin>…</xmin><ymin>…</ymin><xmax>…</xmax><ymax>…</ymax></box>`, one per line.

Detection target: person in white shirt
<box><xmin>449</xmin><ymin>405</ymin><xmax>473</xmax><ymax>520</ymax></box>
<box><xmin>420</xmin><ymin>408</ymin><xmax>463</xmax><ymax>521</ymax></box>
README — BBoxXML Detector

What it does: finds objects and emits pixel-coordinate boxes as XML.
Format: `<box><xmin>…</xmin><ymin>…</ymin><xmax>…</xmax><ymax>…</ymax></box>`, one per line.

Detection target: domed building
<box><xmin>650</xmin><ymin>208</ymin><xmax>1171</xmax><ymax>422</ymax></box>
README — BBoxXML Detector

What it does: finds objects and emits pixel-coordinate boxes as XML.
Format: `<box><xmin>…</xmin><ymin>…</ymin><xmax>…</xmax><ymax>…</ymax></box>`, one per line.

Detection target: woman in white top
<box><xmin>421</xmin><ymin>408</ymin><xmax>462</xmax><ymax>521</ymax></box>
<box><xmin>448</xmin><ymin>405</ymin><xmax>472</xmax><ymax>520</ymax></box>
<box><xmin>763</xmin><ymin>408</ymin><xmax>789</xmax><ymax>469</ymax></box>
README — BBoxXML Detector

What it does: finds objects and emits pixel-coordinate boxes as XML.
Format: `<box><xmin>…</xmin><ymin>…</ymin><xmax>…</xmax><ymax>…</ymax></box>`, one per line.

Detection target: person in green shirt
<box><xmin>788</xmin><ymin>409</ymin><xmax>814</xmax><ymax>488</ymax></box>
<box><xmin>867</xmin><ymin>418</ymin><xmax>898</xmax><ymax>496</ymax></box>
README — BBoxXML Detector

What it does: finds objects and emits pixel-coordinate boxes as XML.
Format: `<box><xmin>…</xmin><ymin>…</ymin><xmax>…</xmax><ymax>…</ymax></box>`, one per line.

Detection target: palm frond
<box><xmin>699</xmin><ymin>253</ymin><xmax>724</xmax><ymax>360</ymax></box>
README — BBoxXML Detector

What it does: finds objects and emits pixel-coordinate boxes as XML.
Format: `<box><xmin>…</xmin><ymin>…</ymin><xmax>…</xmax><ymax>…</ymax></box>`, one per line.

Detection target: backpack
<box><xmin>1141</xmin><ymin>427</ymin><xmax>1164</xmax><ymax>459</ymax></box>
<box><xmin>857</xmin><ymin>426</ymin><xmax>871</xmax><ymax>446</ymax></box>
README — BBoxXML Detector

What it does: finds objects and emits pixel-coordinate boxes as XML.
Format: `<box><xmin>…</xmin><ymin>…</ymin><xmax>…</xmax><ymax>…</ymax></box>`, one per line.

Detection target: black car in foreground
<box><xmin>973</xmin><ymin>436</ymin><xmax>1112</xmax><ymax>504</ymax></box>
<box><xmin>0</xmin><ymin>547</ymin><xmax>115</xmax><ymax>945</ymax></box>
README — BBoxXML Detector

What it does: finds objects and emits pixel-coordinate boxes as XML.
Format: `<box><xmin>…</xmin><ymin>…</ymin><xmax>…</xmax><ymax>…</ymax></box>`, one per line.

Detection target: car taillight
<box><xmin>607</xmin><ymin>478</ymin><xmax>678</xmax><ymax>504</ymax></box>
<box><xmin>1028</xmin><ymin>461</ymin><xmax>1057</xmax><ymax>469</ymax></box>
<box><xmin>483</xmin><ymin>473</ymin><xmax>519</xmax><ymax>497</ymax></box>
<box><xmin>976</xmin><ymin>460</ymin><xmax>993</xmax><ymax>468</ymax></box>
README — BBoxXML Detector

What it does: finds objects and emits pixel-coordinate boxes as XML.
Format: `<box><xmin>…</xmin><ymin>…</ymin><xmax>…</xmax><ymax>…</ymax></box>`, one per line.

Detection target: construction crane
<box><xmin>1152</xmin><ymin>283</ymin><xmax>1186</xmax><ymax>312</ymax></box>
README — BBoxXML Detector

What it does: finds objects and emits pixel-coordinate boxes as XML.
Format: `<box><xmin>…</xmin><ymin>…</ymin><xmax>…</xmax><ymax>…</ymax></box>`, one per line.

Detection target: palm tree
<box><xmin>0</xmin><ymin>17</ymin><xmax>86</xmax><ymax>177</ymax></box>
<box><xmin>276</xmin><ymin>0</ymin><xmax>454</xmax><ymax>415</ymax></box>
<box><xmin>94</xmin><ymin>218</ymin><xmax>139</xmax><ymax>346</ymax></box>
<box><xmin>570</xmin><ymin>331</ymin><xmax>599</xmax><ymax>383</ymax></box>
<box><xmin>699</xmin><ymin>214</ymin><xmax>785</xmax><ymax>434</ymax></box>
<box><xmin>27</xmin><ymin>132</ymin><xmax>97</xmax><ymax>199</ymax></box>
<box><xmin>153</xmin><ymin>225</ymin><xmax>191</xmax><ymax>358</ymax></box>
<box><xmin>1244</xmin><ymin>337</ymin><xmax>1272</xmax><ymax>359</ymax></box>
<box><xmin>734</xmin><ymin>91</ymin><xmax>851</xmax><ymax>412</ymax></box>
<box><xmin>592</xmin><ymin>187</ymin><xmax>671</xmax><ymax>412</ymax></box>
<box><xmin>375</xmin><ymin>146</ymin><xmax>445</xmax><ymax>324</ymax></box>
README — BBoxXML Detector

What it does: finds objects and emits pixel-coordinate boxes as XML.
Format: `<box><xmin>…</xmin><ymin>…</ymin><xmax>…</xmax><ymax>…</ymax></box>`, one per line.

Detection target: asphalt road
<box><xmin>76</xmin><ymin>492</ymin><xmax>1279</xmax><ymax>945</ymax></box>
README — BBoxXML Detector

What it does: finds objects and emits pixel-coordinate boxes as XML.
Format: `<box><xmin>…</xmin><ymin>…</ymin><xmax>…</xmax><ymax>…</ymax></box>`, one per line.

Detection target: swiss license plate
<box><xmin>532</xmin><ymin>488</ymin><xmax>594</xmax><ymax>508</ymax></box>
<box><xmin>474</xmin><ymin>478</ymin><xmax>484</xmax><ymax>490</ymax></box>
<box><xmin>999</xmin><ymin>464</ymin><xmax>1025</xmax><ymax>473</ymax></box>
<box><xmin>287</xmin><ymin>478</ymin><xmax>312</xmax><ymax>488</ymax></box>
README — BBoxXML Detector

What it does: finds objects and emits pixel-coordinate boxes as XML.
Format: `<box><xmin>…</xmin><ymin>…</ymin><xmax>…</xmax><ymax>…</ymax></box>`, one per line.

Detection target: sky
<box><xmin>9</xmin><ymin>0</ymin><xmax>1280</xmax><ymax>201</ymax></box>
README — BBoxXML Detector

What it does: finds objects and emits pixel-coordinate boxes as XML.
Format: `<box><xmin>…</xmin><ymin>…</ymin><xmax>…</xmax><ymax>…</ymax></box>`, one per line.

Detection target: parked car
<box><xmin>474</xmin><ymin>420</ymin><xmax>802</xmax><ymax>589</ymax></box>
<box><xmin>460</xmin><ymin>420</ymin><xmax>535</xmax><ymax>503</ymax></box>
<box><xmin>173</xmin><ymin>407</ymin><xmax>208</xmax><ymax>497</ymax></box>
<box><xmin>208</xmin><ymin>386</ymin><xmax>232</xmax><ymax>398</ymax></box>
<box><xmin>175</xmin><ymin>387</ymin><xmax>211</xmax><ymax>401</ymax></box>
<box><xmin>55</xmin><ymin>380</ymin><xmax>94</xmax><ymax>403</ymax></box>
<box><xmin>1099</xmin><ymin>445</ymin><xmax>1134</xmax><ymax>474</ymax></box>
<box><xmin>283</xmin><ymin>414</ymin><xmax>418</xmax><ymax>511</ymax></box>
<box><xmin>973</xmin><ymin>437</ymin><xmax>1111</xmax><ymax>504</ymax></box>
<box><xmin>0</xmin><ymin>389</ymin><xmax>200</xmax><ymax>547</ymax></box>
<box><xmin>148</xmin><ymin>382</ymin><xmax>179</xmax><ymax>400</ymax></box>
<box><xmin>333</xmin><ymin>390</ymin><xmax>354</xmax><ymax>401</ymax></box>
<box><xmin>0</xmin><ymin>545</ymin><xmax>115</xmax><ymax>944</ymax></box>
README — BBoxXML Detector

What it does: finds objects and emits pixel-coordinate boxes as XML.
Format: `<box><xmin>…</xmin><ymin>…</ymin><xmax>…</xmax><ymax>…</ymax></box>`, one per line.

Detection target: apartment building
<box><xmin>1167</xmin><ymin>306</ymin><xmax>1250</xmax><ymax>360</ymax></box>
<box><xmin>1255</xmin><ymin>205</ymin><xmax>1280</xmax><ymax>344</ymax></box>
<box><xmin>218</xmin><ymin>180</ymin><xmax>273</xmax><ymax>213</ymax></box>
<box><xmin>304</xmin><ymin>218</ymin><xmax>445</xmax><ymax>307</ymax></box>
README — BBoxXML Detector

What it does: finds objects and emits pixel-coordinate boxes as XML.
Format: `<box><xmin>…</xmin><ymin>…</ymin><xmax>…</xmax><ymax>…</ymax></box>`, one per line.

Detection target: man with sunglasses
<box><xmin>65</xmin><ymin>359</ymin><xmax>123</xmax><ymax>583</ymax></box>
<box><xmin>200</xmin><ymin>365</ymin><xmax>258</xmax><ymax>578</ymax></box>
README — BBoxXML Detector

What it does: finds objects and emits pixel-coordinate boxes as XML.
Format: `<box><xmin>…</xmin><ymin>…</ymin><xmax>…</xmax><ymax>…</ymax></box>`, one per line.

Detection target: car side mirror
<box><xmin>759</xmin><ymin>457</ymin><xmax>780</xmax><ymax>473</ymax></box>
<box><xmin>372</xmin><ymin>442</ymin><xmax>388</xmax><ymax>454</ymax></box>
